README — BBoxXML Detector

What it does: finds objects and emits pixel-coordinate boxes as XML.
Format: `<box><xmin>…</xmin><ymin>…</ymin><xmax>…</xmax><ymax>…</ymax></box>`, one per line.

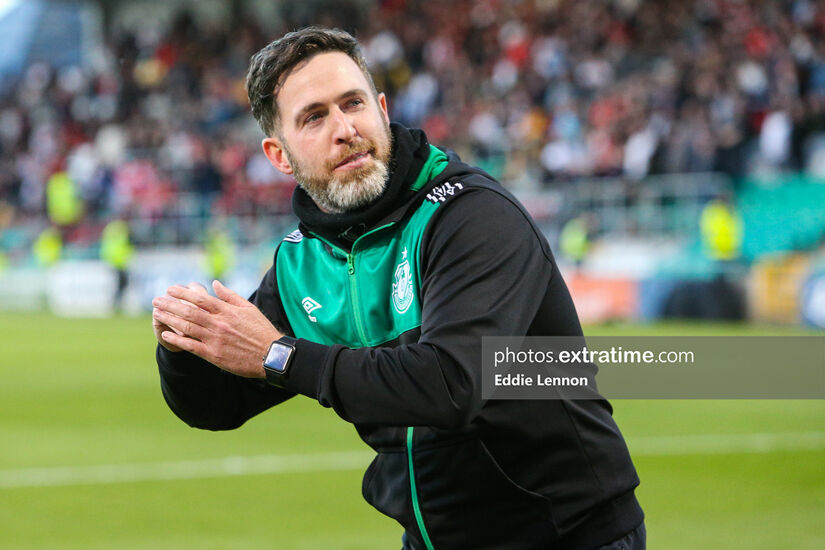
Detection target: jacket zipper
<box><xmin>346</xmin><ymin>251</ymin><xmax>369</xmax><ymax>345</ymax></box>
<box><xmin>310</xmin><ymin>224</ymin><xmax>394</xmax><ymax>347</ymax></box>
<box><xmin>407</xmin><ymin>427</ymin><xmax>435</xmax><ymax>550</ymax></box>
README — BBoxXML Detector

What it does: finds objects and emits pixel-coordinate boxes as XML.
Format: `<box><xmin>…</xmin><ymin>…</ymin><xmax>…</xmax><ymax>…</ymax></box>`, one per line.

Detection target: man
<box><xmin>153</xmin><ymin>27</ymin><xmax>645</xmax><ymax>549</ymax></box>
<box><xmin>100</xmin><ymin>218</ymin><xmax>134</xmax><ymax>312</ymax></box>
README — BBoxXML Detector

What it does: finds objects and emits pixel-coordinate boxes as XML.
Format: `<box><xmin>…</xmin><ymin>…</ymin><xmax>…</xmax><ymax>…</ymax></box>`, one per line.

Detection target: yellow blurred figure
<box><xmin>205</xmin><ymin>230</ymin><xmax>234</xmax><ymax>280</ymax></box>
<box><xmin>700</xmin><ymin>199</ymin><xmax>743</xmax><ymax>261</ymax></box>
<box><xmin>101</xmin><ymin>220</ymin><xmax>134</xmax><ymax>270</ymax></box>
<box><xmin>560</xmin><ymin>216</ymin><xmax>590</xmax><ymax>267</ymax></box>
<box><xmin>101</xmin><ymin>219</ymin><xmax>134</xmax><ymax>311</ymax></box>
<box><xmin>33</xmin><ymin>227</ymin><xmax>62</xmax><ymax>266</ymax></box>
<box><xmin>46</xmin><ymin>172</ymin><xmax>84</xmax><ymax>226</ymax></box>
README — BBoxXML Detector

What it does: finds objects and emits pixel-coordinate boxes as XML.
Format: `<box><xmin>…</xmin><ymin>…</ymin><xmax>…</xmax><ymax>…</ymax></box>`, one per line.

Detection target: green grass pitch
<box><xmin>0</xmin><ymin>313</ymin><xmax>822</xmax><ymax>549</ymax></box>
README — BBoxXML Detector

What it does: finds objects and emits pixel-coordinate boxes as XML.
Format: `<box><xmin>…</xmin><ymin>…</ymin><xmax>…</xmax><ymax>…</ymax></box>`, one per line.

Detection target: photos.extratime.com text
<box><xmin>493</xmin><ymin>346</ymin><xmax>695</xmax><ymax>368</ymax></box>
<box><xmin>481</xmin><ymin>336</ymin><xmax>825</xmax><ymax>399</ymax></box>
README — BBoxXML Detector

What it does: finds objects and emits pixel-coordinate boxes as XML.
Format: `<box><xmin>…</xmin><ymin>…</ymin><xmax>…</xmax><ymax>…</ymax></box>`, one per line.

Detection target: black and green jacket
<box><xmin>157</xmin><ymin>124</ymin><xmax>643</xmax><ymax>549</ymax></box>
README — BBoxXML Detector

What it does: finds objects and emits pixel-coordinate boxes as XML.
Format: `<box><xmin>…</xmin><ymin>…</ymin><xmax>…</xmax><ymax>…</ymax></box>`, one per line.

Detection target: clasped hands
<box><xmin>152</xmin><ymin>280</ymin><xmax>282</xmax><ymax>379</ymax></box>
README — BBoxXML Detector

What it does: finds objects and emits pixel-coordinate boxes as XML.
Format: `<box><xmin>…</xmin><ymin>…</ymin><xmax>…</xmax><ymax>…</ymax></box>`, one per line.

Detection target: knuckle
<box><xmin>188</xmin><ymin>305</ymin><xmax>203</xmax><ymax>322</ymax></box>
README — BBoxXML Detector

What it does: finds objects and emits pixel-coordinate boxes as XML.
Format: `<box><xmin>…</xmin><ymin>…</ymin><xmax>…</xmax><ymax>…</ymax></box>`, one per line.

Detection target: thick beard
<box><xmin>287</xmin><ymin>125</ymin><xmax>393</xmax><ymax>214</ymax></box>
<box><xmin>303</xmin><ymin>156</ymin><xmax>389</xmax><ymax>214</ymax></box>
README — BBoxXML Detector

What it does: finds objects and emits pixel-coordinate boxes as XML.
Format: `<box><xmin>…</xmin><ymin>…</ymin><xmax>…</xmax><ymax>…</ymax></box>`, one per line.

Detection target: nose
<box><xmin>331</xmin><ymin>106</ymin><xmax>357</xmax><ymax>144</ymax></box>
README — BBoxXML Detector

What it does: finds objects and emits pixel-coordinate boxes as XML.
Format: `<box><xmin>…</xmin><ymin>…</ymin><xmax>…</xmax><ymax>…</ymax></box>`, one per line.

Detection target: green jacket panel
<box><xmin>276</xmin><ymin>146</ymin><xmax>446</xmax><ymax>348</ymax></box>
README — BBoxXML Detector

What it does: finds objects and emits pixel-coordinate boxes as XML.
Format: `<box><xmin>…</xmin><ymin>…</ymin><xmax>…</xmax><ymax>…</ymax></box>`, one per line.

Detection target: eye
<box><xmin>305</xmin><ymin>112</ymin><xmax>323</xmax><ymax>125</ymax></box>
<box><xmin>346</xmin><ymin>98</ymin><xmax>364</xmax><ymax>108</ymax></box>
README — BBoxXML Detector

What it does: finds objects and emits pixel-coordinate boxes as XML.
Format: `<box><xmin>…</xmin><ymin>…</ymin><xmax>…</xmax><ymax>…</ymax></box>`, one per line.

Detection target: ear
<box><xmin>262</xmin><ymin>137</ymin><xmax>293</xmax><ymax>175</ymax></box>
<box><xmin>377</xmin><ymin>92</ymin><xmax>390</xmax><ymax>126</ymax></box>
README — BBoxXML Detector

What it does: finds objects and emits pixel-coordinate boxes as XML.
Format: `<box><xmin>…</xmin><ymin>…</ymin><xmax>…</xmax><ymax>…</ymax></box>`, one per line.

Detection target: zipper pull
<box><xmin>346</xmin><ymin>254</ymin><xmax>355</xmax><ymax>275</ymax></box>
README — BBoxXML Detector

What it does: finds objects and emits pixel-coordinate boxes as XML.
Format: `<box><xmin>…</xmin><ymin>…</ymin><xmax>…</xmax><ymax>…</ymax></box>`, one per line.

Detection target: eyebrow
<box><xmin>292</xmin><ymin>88</ymin><xmax>369</xmax><ymax>127</ymax></box>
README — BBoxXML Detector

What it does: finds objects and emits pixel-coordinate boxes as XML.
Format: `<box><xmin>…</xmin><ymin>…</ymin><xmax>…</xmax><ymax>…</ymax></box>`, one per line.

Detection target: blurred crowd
<box><xmin>372</xmin><ymin>0</ymin><xmax>825</xmax><ymax>183</ymax></box>
<box><xmin>0</xmin><ymin>0</ymin><xmax>824</xmax><ymax>247</ymax></box>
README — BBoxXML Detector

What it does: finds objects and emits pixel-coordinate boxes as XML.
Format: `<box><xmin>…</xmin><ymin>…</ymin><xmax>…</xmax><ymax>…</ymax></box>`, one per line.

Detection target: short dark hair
<box><xmin>246</xmin><ymin>26</ymin><xmax>377</xmax><ymax>137</ymax></box>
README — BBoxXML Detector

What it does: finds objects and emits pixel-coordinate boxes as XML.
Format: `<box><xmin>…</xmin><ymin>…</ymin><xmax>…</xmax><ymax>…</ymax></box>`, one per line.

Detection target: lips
<box><xmin>335</xmin><ymin>151</ymin><xmax>371</xmax><ymax>170</ymax></box>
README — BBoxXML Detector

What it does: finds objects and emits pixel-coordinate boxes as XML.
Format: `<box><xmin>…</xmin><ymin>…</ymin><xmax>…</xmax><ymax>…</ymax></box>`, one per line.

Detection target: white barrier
<box><xmin>0</xmin><ymin>268</ymin><xmax>49</xmax><ymax>311</ymax></box>
<box><xmin>0</xmin><ymin>249</ymin><xmax>268</xmax><ymax>317</ymax></box>
<box><xmin>47</xmin><ymin>261</ymin><xmax>116</xmax><ymax>317</ymax></box>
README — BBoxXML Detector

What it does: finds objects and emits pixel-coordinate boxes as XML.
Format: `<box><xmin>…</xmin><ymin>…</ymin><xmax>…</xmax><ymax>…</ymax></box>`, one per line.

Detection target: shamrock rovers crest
<box><xmin>392</xmin><ymin>248</ymin><xmax>414</xmax><ymax>314</ymax></box>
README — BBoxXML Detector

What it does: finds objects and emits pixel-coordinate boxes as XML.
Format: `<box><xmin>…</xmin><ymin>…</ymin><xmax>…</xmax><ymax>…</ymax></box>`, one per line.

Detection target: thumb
<box><xmin>213</xmin><ymin>280</ymin><xmax>248</xmax><ymax>307</ymax></box>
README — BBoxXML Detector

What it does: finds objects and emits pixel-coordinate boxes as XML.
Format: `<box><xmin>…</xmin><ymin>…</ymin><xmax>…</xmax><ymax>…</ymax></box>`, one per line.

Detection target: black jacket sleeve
<box><xmin>282</xmin><ymin>188</ymin><xmax>575</xmax><ymax>428</ymax></box>
<box><xmin>156</xmin><ymin>264</ymin><xmax>295</xmax><ymax>430</ymax></box>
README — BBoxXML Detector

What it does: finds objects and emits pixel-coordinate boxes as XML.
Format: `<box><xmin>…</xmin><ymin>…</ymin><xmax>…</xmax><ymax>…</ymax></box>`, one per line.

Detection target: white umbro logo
<box><xmin>301</xmin><ymin>297</ymin><xmax>322</xmax><ymax>322</ymax></box>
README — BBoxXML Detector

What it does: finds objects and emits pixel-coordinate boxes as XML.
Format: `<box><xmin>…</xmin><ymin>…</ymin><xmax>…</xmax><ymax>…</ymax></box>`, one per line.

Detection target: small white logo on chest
<box><xmin>302</xmin><ymin>297</ymin><xmax>322</xmax><ymax>322</ymax></box>
<box><xmin>392</xmin><ymin>248</ymin><xmax>414</xmax><ymax>314</ymax></box>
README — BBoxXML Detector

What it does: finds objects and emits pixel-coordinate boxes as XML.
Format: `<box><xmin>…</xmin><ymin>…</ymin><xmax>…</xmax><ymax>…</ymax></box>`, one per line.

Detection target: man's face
<box><xmin>264</xmin><ymin>52</ymin><xmax>393</xmax><ymax>213</ymax></box>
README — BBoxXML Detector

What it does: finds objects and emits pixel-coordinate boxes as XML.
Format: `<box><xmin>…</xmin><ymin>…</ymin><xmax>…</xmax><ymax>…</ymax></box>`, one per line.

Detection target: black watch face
<box><xmin>264</xmin><ymin>342</ymin><xmax>294</xmax><ymax>373</ymax></box>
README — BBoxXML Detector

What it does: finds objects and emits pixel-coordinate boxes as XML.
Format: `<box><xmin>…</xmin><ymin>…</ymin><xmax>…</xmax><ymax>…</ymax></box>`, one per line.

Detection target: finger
<box><xmin>213</xmin><ymin>280</ymin><xmax>249</xmax><ymax>307</ymax></box>
<box><xmin>153</xmin><ymin>296</ymin><xmax>212</xmax><ymax>328</ymax></box>
<box><xmin>161</xmin><ymin>331</ymin><xmax>210</xmax><ymax>359</ymax></box>
<box><xmin>187</xmin><ymin>282</ymin><xmax>209</xmax><ymax>294</ymax></box>
<box><xmin>152</xmin><ymin>310</ymin><xmax>184</xmax><ymax>352</ymax></box>
<box><xmin>168</xmin><ymin>283</ymin><xmax>208</xmax><ymax>312</ymax></box>
<box><xmin>167</xmin><ymin>285</ymin><xmax>223</xmax><ymax>313</ymax></box>
<box><xmin>153</xmin><ymin>308</ymin><xmax>210</xmax><ymax>341</ymax></box>
<box><xmin>152</xmin><ymin>308</ymin><xmax>185</xmax><ymax>336</ymax></box>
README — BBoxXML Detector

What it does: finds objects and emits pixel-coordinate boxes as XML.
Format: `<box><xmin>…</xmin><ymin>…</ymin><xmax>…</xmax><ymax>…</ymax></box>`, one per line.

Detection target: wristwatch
<box><xmin>262</xmin><ymin>335</ymin><xmax>298</xmax><ymax>387</ymax></box>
